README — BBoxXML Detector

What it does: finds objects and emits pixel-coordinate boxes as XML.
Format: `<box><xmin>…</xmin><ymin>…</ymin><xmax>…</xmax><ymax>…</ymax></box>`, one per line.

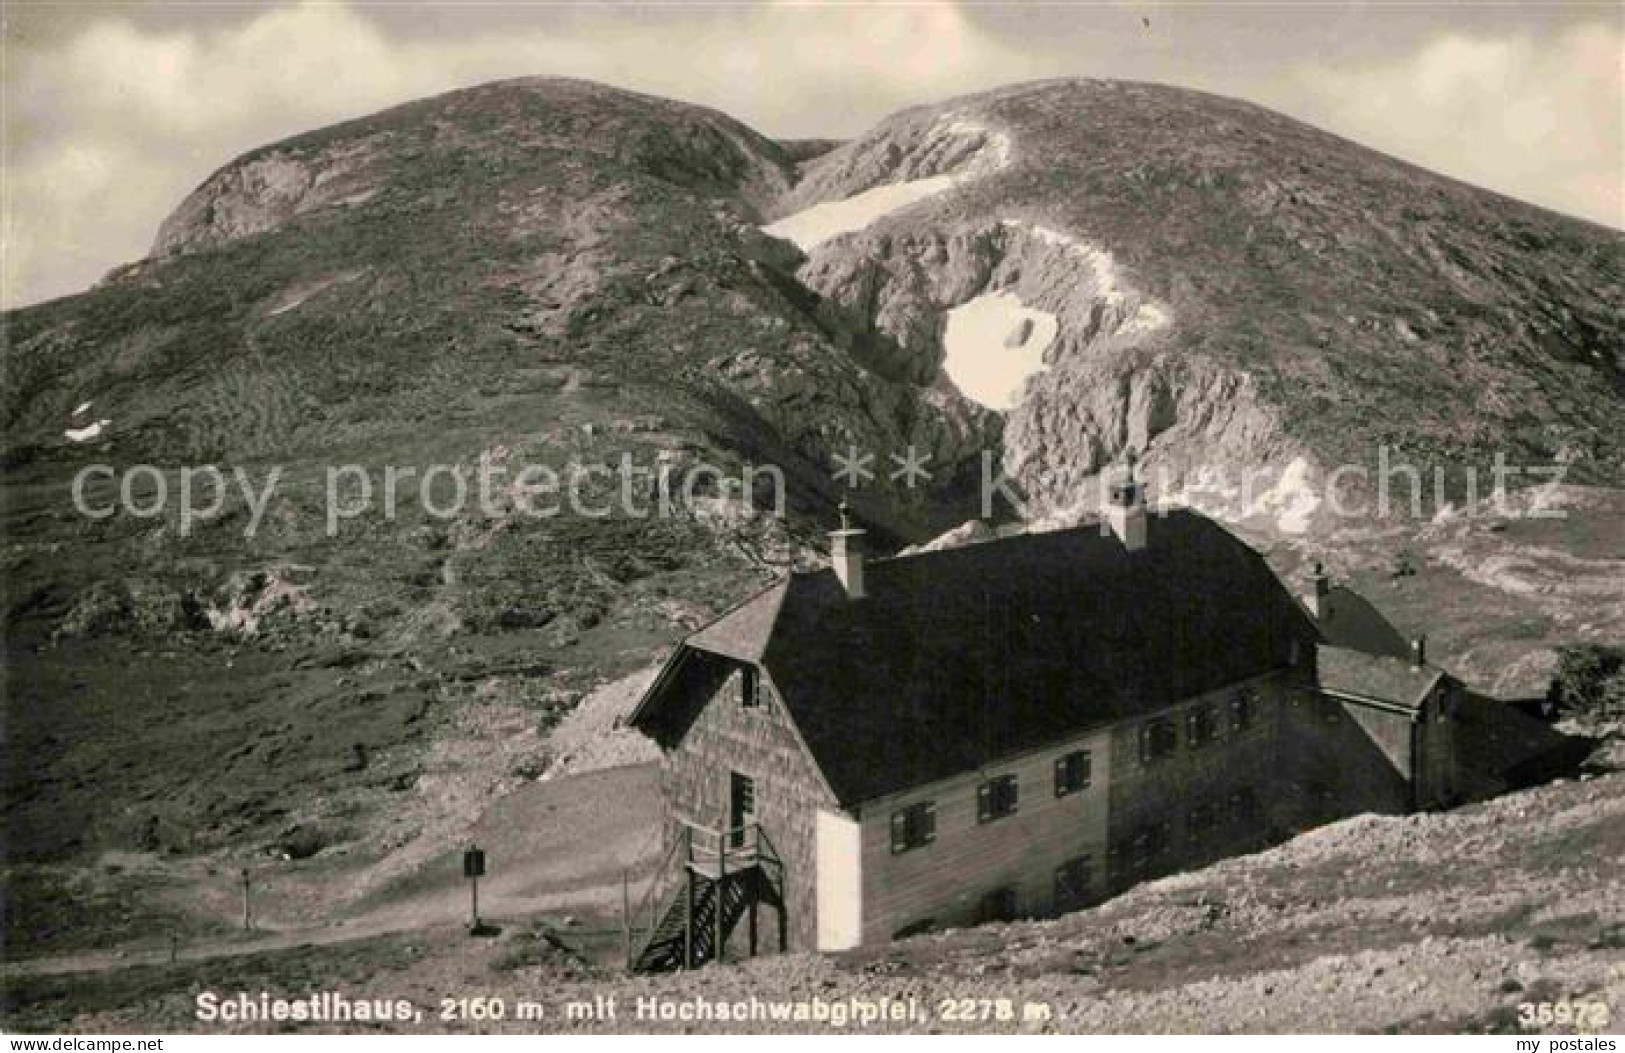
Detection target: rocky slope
<box><xmin>780</xmin><ymin>79</ymin><xmax>1623</xmax><ymax>527</ymax></box>
<box><xmin>2</xmin><ymin>75</ymin><xmax>1621</xmax><ymax>961</ymax></box>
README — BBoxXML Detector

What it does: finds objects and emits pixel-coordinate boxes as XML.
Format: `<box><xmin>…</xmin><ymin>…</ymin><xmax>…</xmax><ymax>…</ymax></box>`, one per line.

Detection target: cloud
<box><xmin>3</xmin><ymin>3</ymin><xmax>1619</xmax><ymax>309</ymax></box>
<box><xmin>4</xmin><ymin>0</ymin><xmax>1065</xmax><ymax>307</ymax></box>
<box><xmin>1294</xmin><ymin>21</ymin><xmax>1623</xmax><ymax>229</ymax></box>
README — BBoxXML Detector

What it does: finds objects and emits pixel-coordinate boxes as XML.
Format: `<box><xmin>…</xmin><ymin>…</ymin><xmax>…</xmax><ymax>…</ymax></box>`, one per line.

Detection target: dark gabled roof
<box><xmin>686</xmin><ymin>579</ymin><xmax>788</xmax><ymax>661</ymax></box>
<box><xmin>1317</xmin><ymin>586</ymin><xmax>1411</xmax><ymax>659</ymax></box>
<box><xmin>1317</xmin><ymin>644</ymin><xmax>1444</xmax><ymax>710</ymax></box>
<box><xmin>634</xmin><ymin>510</ymin><xmax>1319</xmax><ymax>805</ymax></box>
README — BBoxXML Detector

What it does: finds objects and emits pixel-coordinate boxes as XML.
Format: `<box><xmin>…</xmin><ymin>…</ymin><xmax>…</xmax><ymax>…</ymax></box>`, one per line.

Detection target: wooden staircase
<box><xmin>627</xmin><ymin>821</ymin><xmax>786</xmax><ymax>973</ymax></box>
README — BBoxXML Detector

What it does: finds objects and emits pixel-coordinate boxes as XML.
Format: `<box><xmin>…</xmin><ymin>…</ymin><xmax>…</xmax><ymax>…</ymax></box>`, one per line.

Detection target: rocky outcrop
<box><xmin>769</xmin><ymin>109</ymin><xmax>1011</xmax><ymax>220</ymax></box>
<box><xmin>154</xmin><ymin>77</ymin><xmax>797</xmax><ymax>258</ymax></box>
<box><xmin>152</xmin><ymin>143</ymin><xmax>385</xmax><ymax>256</ymax></box>
<box><xmin>767</xmin><ymin>96</ymin><xmax>1307</xmax><ymax>525</ymax></box>
<box><xmin>790</xmin><ymin>210</ymin><xmax>1295</xmax><ymax>522</ymax></box>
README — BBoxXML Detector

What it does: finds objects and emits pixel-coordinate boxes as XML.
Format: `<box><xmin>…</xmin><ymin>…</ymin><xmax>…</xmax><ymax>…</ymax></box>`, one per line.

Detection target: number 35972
<box><xmin>1518</xmin><ymin>1000</ymin><xmax>1611</xmax><ymax>1030</ymax></box>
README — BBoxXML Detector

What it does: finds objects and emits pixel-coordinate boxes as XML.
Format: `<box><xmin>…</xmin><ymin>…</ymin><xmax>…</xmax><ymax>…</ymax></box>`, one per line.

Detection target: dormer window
<box><xmin>737</xmin><ymin>666</ymin><xmax>762</xmax><ymax>708</ymax></box>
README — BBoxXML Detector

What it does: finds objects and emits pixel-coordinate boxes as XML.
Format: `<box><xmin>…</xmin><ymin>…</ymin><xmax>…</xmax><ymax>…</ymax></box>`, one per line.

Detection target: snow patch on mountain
<box><xmin>763</xmin><ymin>176</ymin><xmax>956</xmax><ymax>251</ymax></box>
<box><xmin>764</xmin><ymin>114</ymin><xmax>1012</xmax><ymax>251</ymax></box>
<box><xmin>1243</xmin><ymin>456</ymin><xmax>1323</xmax><ymax>535</ymax></box>
<box><xmin>941</xmin><ymin>291</ymin><xmax>1058</xmax><ymax>410</ymax></box>
<box><xmin>65</xmin><ymin>419</ymin><xmax>111</xmax><ymax>443</ymax></box>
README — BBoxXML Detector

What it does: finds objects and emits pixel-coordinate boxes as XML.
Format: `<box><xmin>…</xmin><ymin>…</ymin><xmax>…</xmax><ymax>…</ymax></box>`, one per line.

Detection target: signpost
<box><xmin>463</xmin><ymin>844</ymin><xmax>487</xmax><ymax>933</ymax></box>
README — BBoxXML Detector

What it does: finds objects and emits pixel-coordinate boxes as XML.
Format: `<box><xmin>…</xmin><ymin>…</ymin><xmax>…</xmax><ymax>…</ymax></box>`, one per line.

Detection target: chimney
<box><xmin>1410</xmin><ymin>635</ymin><xmax>1427</xmax><ymax>669</ymax></box>
<box><xmin>1106</xmin><ymin>457</ymin><xmax>1148</xmax><ymax>552</ymax></box>
<box><xmin>830</xmin><ymin>499</ymin><xmax>866</xmax><ymax>599</ymax></box>
<box><xmin>1306</xmin><ymin>561</ymin><xmax>1333</xmax><ymax>618</ymax></box>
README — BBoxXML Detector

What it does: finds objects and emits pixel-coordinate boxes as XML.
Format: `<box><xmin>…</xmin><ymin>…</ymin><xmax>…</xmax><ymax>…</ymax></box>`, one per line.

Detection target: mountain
<box><xmin>2</xmin><ymin>76</ymin><xmax>1620</xmax><ymax>957</ymax></box>
<box><xmin>778</xmin><ymin>79</ymin><xmax>1622</xmax><ymax>526</ymax></box>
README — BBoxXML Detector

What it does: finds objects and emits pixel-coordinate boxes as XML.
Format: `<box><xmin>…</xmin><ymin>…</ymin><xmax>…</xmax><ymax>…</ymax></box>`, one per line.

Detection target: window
<box><xmin>1054</xmin><ymin>750</ymin><xmax>1092</xmax><ymax>797</ymax></box>
<box><xmin>1230</xmin><ymin>691</ymin><xmax>1255</xmax><ymax>733</ymax></box>
<box><xmin>1308</xmin><ymin>781</ymin><xmax>1338</xmax><ymax>816</ymax></box>
<box><xmin>890</xmin><ymin>801</ymin><xmax>936</xmax><ymax>854</ymax></box>
<box><xmin>729</xmin><ymin>773</ymin><xmax>755</xmax><ymax>847</ymax></box>
<box><xmin>1185</xmin><ymin>704</ymin><xmax>1218</xmax><ymax>749</ymax></box>
<box><xmin>1187</xmin><ymin>801</ymin><xmax>1219</xmax><ymax>841</ymax></box>
<box><xmin>1129</xmin><ymin>821</ymin><xmax>1172</xmax><ymax>871</ymax></box>
<box><xmin>736</xmin><ymin>666</ymin><xmax>761</xmax><ymax>708</ymax></box>
<box><xmin>1054</xmin><ymin>856</ymin><xmax>1093</xmax><ymax>911</ymax></box>
<box><xmin>1138</xmin><ymin>717</ymin><xmax>1178</xmax><ymax>763</ymax></box>
<box><xmin>977</xmin><ymin>774</ymin><xmax>1019</xmax><ymax>822</ymax></box>
<box><xmin>980</xmin><ymin>887</ymin><xmax>1019</xmax><ymax>923</ymax></box>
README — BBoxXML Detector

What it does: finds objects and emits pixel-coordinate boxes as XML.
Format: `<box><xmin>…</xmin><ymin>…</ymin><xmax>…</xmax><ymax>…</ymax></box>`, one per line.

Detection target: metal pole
<box><xmin>470</xmin><ymin>872</ymin><xmax>480</xmax><ymax>930</ymax></box>
<box><xmin>622</xmin><ymin>870</ymin><xmax>632</xmax><ymax>970</ymax></box>
<box><xmin>683</xmin><ymin>869</ymin><xmax>694</xmax><ymax>969</ymax></box>
<box><xmin>714</xmin><ymin>840</ymin><xmax>726</xmax><ymax>967</ymax></box>
<box><xmin>241</xmin><ymin>868</ymin><xmax>252</xmax><ymax>931</ymax></box>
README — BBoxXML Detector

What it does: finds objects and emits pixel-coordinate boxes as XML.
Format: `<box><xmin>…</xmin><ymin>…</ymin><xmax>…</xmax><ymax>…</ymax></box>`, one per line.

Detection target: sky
<box><xmin>3</xmin><ymin>1</ymin><xmax>1621</xmax><ymax>309</ymax></box>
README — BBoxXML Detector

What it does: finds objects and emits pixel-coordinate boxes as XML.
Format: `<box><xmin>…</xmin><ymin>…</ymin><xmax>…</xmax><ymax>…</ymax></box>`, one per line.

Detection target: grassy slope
<box><xmin>0</xmin><ymin>79</ymin><xmax>968</xmax><ymax>955</ymax></box>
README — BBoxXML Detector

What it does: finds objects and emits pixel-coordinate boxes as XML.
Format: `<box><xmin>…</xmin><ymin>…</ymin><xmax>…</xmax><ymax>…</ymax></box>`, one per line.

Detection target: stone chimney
<box><xmin>1410</xmin><ymin>635</ymin><xmax>1427</xmax><ymax>669</ymax></box>
<box><xmin>1106</xmin><ymin>458</ymin><xmax>1148</xmax><ymax>552</ymax></box>
<box><xmin>1306</xmin><ymin>561</ymin><xmax>1333</xmax><ymax>618</ymax></box>
<box><xmin>830</xmin><ymin>499</ymin><xmax>866</xmax><ymax>599</ymax></box>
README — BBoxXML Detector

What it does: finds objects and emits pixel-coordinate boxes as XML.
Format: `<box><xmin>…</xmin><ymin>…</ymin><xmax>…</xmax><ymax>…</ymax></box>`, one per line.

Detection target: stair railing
<box><xmin>683</xmin><ymin>819</ymin><xmax>764</xmax><ymax>872</ymax></box>
<box><xmin>627</xmin><ymin>819</ymin><xmax>778</xmax><ymax>971</ymax></box>
<box><xmin>753</xmin><ymin>824</ymin><xmax>785</xmax><ymax>902</ymax></box>
<box><xmin>624</xmin><ymin>825</ymin><xmax>690</xmax><ymax>970</ymax></box>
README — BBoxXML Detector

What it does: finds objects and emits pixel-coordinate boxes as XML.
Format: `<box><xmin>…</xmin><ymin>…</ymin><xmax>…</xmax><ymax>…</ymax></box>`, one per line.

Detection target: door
<box><xmin>729</xmin><ymin>772</ymin><xmax>755</xmax><ymax>848</ymax></box>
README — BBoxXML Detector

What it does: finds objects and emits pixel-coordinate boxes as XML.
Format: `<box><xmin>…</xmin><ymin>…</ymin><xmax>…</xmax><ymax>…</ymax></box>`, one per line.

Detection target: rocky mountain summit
<box><xmin>778</xmin><ymin>79</ymin><xmax>1621</xmax><ymax>527</ymax></box>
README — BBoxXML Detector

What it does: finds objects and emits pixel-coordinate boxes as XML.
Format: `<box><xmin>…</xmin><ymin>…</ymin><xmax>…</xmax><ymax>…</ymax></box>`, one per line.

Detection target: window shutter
<box><xmin>1081</xmin><ymin>751</ymin><xmax>1092</xmax><ymax>787</ymax></box>
<box><xmin>890</xmin><ymin>810</ymin><xmax>907</xmax><ymax>853</ymax></box>
<box><xmin>1053</xmin><ymin>756</ymin><xmax>1066</xmax><ymax>796</ymax></box>
<box><xmin>1006</xmin><ymin>776</ymin><xmax>1019</xmax><ymax>813</ymax></box>
<box><xmin>1138</xmin><ymin>725</ymin><xmax>1151</xmax><ymax>763</ymax></box>
<box><xmin>977</xmin><ymin>782</ymin><xmax>993</xmax><ymax>822</ymax></box>
<box><xmin>922</xmin><ymin>802</ymin><xmax>937</xmax><ymax>843</ymax></box>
